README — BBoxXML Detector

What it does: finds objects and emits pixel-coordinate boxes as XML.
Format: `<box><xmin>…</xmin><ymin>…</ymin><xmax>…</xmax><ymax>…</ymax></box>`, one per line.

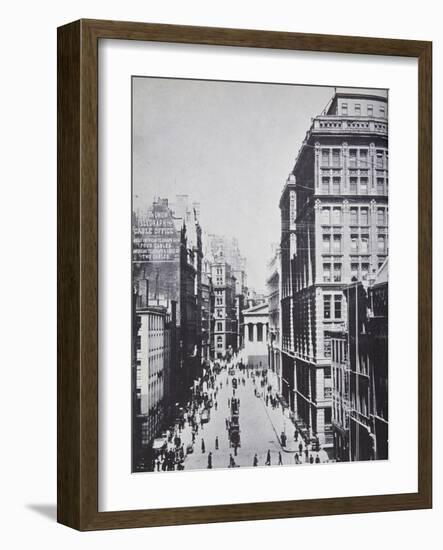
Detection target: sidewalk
<box><xmin>257</xmin><ymin>390</ymin><xmax>329</xmax><ymax>463</ymax></box>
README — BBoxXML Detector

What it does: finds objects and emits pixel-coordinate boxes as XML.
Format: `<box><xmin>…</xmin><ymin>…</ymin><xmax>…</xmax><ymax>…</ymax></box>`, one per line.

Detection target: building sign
<box><xmin>133</xmin><ymin>199</ymin><xmax>180</xmax><ymax>262</ymax></box>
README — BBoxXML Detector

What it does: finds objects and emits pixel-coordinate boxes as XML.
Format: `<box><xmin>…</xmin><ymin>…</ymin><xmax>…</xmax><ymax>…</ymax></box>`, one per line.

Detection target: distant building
<box><xmin>201</xmin><ymin>257</ymin><xmax>215</xmax><ymax>362</ymax></box>
<box><xmin>267</xmin><ymin>245</ymin><xmax>282</xmax><ymax>392</ymax></box>
<box><xmin>279</xmin><ymin>90</ymin><xmax>388</xmax><ymax>448</ymax></box>
<box><xmin>211</xmin><ymin>250</ymin><xmax>237</xmax><ymax>358</ymax></box>
<box><xmin>206</xmin><ymin>234</ymin><xmax>248</xmax><ymax>350</ymax></box>
<box><xmin>242</xmin><ymin>303</ymin><xmax>269</xmax><ymax>368</ymax></box>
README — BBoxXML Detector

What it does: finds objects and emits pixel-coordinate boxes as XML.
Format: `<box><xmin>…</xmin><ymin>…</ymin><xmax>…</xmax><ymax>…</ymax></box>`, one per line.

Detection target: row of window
<box><xmin>321</xmin><ymin>206</ymin><xmax>388</xmax><ymax>226</ymax></box>
<box><xmin>321</xmin><ymin>148</ymin><xmax>388</xmax><ymax>167</ymax></box>
<box><xmin>322</xmin><ymin>233</ymin><xmax>387</xmax><ymax>255</ymax></box>
<box><xmin>341</xmin><ymin>102</ymin><xmax>386</xmax><ymax>118</ymax></box>
<box><xmin>320</xmin><ymin>175</ymin><xmax>388</xmax><ymax>195</ymax></box>
<box><xmin>323</xmin><ymin>260</ymin><xmax>385</xmax><ymax>283</ymax></box>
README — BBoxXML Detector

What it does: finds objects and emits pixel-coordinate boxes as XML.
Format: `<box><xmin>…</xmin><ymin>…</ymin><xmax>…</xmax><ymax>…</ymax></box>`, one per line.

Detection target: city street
<box><xmin>152</xmin><ymin>360</ymin><xmax>327</xmax><ymax>472</ymax></box>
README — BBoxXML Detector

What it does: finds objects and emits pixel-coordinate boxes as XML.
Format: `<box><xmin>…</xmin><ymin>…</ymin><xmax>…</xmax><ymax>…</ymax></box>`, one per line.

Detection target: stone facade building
<box><xmin>267</xmin><ymin>245</ymin><xmax>282</xmax><ymax>392</ymax></box>
<box><xmin>242</xmin><ymin>302</ymin><xmax>269</xmax><ymax>368</ymax></box>
<box><xmin>211</xmin><ymin>250</ymin><xmax>238</xmax><ymax>358</ymax></box>
<box><xmin>280</xmin><ymin>90</ymin><xmax>388</xmax><ymax>448</ymax></box>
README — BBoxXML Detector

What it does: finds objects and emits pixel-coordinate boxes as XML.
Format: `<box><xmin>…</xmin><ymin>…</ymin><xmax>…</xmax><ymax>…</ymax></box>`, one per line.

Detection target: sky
<box><xmin>133</xmin><ymin>78</ymin><xmax>335</xmax><ymax>291</ymax></box>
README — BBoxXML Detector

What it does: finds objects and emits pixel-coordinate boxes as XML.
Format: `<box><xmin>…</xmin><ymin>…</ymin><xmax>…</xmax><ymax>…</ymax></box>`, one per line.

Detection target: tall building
<box><xmin>201</xmin><ymin>257</ymin><xmax>215</xmax><ymax>362</ymax></box>
<box><xmin>266</xmin><ymin>244</ymin><xmax>282</xmax><ymax>392</ymax></box>
<box><xmin>206</xmin><ymin>234</ymin><xmax>248</xmax><ymax>349</ymax></box>
<box><xmin>132</xmin><ymin>197</ymin><xmax>203</xmax><ymax>404</ymax></box>
<box><xmin>211</xmin><ymin>250</ymin><xmax>238</xmax><ymax>358</ymax></box>
<box><xmin>280</xmin><ymin>90</ymin><xmax>388</xmax><ymax>448</ymax></box>
<box><xmin>132</xmin><ymin>287</ymin><xmax>176</xmax><ymax>470</ymax></box>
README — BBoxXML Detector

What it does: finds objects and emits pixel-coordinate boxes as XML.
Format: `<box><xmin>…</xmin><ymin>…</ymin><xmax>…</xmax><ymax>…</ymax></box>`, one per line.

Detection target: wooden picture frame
<box><xmin>57</xmin><ymin>19</ymin><xmax>432</xmax><ymax>530</ymax></box>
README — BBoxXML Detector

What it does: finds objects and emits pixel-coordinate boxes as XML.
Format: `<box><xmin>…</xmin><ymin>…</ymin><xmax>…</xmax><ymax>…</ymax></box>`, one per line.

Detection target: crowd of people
<box><xmin>149</xmin><ymin>353</ymin><xmax>324</xmax><ymax>472</ymax></box>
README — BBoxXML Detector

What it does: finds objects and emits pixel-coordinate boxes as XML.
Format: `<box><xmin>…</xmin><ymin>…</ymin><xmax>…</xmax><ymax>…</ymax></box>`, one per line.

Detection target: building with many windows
<box><xmin>280</xmin><ymin>90</ymin><xmax>388</xmax><ymax>449</ymax></box>
<box><xmin>267</xmin><ymin>244</ymin><xmax>282</xmax><ymax>392</ymax></box>
<box><xmin>211</xmin><ymin>250</ymin><xmax>238</xmax><ymax>358</ymax></box>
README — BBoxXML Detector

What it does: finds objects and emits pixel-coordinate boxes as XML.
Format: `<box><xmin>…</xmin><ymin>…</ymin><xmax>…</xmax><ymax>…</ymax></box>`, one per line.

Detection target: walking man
<box><xmin>201</xmin><ymin>438</ymin><xmax>205</xmax><ymax>454</ymax></box>
<box><xmin>207</xmin><ymin>452</ymin><xmax>213</xmax><ymax>469</ymax></box>
<box><xmin>298</xmin><ymin>441</ymin><xmax>303</xmax><ymax>455</ymax></box>
<box><xmin>278</xmin><ymin>451</ymin><xmax>283</xmax><ymax>465</ymax></box>
<box><xmin>265</xmin><ymin>449</ymin><xmax>271</xmax><ymax>466</ymax></box>
<box><xmin>215</xmin><ymin>436</ymin><xmax>219</xmax><ymax>450</ymax></box>
<box><xmin>253</xmin><ymin>454</ymin><xmax>258</xmax><ymax>467</ymax></box>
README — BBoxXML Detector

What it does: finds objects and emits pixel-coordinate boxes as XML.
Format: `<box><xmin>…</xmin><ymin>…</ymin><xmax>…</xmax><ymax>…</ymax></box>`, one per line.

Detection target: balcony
<box><xmin>311</xmin><ymin>116</ymin><xmax>388</xmax><ymax>137</ymax></box>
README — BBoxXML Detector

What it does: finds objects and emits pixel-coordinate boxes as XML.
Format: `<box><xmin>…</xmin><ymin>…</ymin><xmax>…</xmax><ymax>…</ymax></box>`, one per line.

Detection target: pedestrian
<box><xmin>315</xmin><ymin>454</ymin><xmax>321</xmax><ymax>464</ymax></box>
<box><xmin>278</xmin><ymin>452</ymin><xmax>283</xmax><ymax>465</ymax></box>
<box><xmin>266</xmin><ymin>395</ymin><xmax>269</xmax><ymax>406</ymax></box>
<box><xmin>215</xmin><ymin>401</ymin><xmax>218</xmax><ymax>411</ymax></box>
<box><xmin>228</xmin><ymin>398</ymin><xmax>230</xmax><ymax>408</ymax></box>
<box><xmin>207</xmin><ymin>452</ymin><xmax>213</xmax><ymax>469</ymax></box>
<box><xmin>265</xmin><ymin>449</ymin><xmax>271</xmax><ymax>466</ymax></box>
<box><xmin>253</xmin><ymin>454</ymin><xmax>258</xmax><ymax>467</ymax></box>
<box><xmin>294</xmin><ymin>452</ymin><xmax>299</xmax><ymax>464</ymax></box>
<box><xmin>192</xmin><ymin>431</ymin><xmax>195</xmax><ymax>443</ymax></box>
<box><xmin>299</xmin><ymin>442</ymin><xmax>303</xmax><ymax>455</ymax></box>
<box><xmin>309</xmin><ymin>454</ymin><xmax>314</xmax><ymax>464</ymax></box>
<box><xmin>201</xmin><ymin>439</ymin><xmax>205</xmax><ymax>454</ymax></box>
<box><xmin>215</xmin><ymin>436</ymin><xmax>219</xmax><ymax>450</ymax></box>
<box><xmin>305</xmin><ymin>447</ymin><xmax>309</xmax><ymax>461</ymax></box>
<box><xmin>229</xmin><ymin>454</ymin><xmax>236</xmax><ymax>468</ymax></box>
<box><xmin>294</xmin><ymin>429</ymin><xmax>298</xmax><ymax>441</ymax></box>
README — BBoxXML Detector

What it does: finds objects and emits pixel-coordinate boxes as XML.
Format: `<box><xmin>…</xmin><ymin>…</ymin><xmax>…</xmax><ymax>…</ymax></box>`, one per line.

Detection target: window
<box><xmin>136</xmin><ymin>335</ymin><xmax>141</xmax><ymax>350</ymax></box>
<box><xmin>360</xmin><ymin>208</ymin><xmax>369</xmax><ymax>225</ymax></box>
<box><xmin>324</xmin><ymin>334</ymin><xmax>331</xmax><ymax>358</ymax></box>
<box><xmin>351</xmin><ymin>235</ymin><xmax>358</xmax><ymax>253</ymax></box>
<box><xmin>322</xmin><ymin>207</ymin><xmax>330</xmax><ymax>225</ymax></box>
<box><xmin>376</xmin><ymin>150</ymin><xmax>384</xmax><ymax>168</ymax></box>
<box><xmin>355</xmin><ymin>103</ymin><xmax>361</xmax><ymax>115</ymax></box>
<box><xmin>332</xmin><ymin>149</ymin><xmax>340</xmax><ymax>167</ymax></box>
<box><xmin>333</xmin><ymin>235</ymin><xmax>341</xmax><ymax>254</ymax></box>
<box><xmin>351</xmin><ymin>263</ymin><xmax>359</xmax><ymax>281</ymax></box>
<box><xmin>216</xmin><ymin>297</ymin><xmax>222</xmax><ymax>305</ymax></box>
<box><xmin>380</xmin><ymin>106</ymin><xmax>386</xmax><ymax>117</ymax></box>
<box><xmin>323</xmin><ymin>263</ymin><xmax>331</xmax><ymax>283</ymax></box>
<box><xmin>321</xmin><ymin>149</ymin><xmax>329</xmax><ymax>166</ymax></box>
<box><xmin>360</xmin><ymin>149</ymin><xmax>368</xmax><ymax>167</ymax></box>
<box><xmin>257</xmin><ymin>324</ymin><xmax>263</xmax><ymax>342</ymax></box>
<box><xmin>333</xmin><ymin>263</ymin><xmax>342</xmax><ymax>282</ymax></box>
<box><xmin>332</xmin><ymin>207</ymin><xmax>342</xmax><ymax>224</ymax></box>
<box><xmin>217</xmin><ymin>309</ymin><xmax>223</xmax><ymax>318</ymax></box>
<box><xmin>349</xmin><ymin>149</ymin><xmax>357</xmax><ymax>167</ymax></box>
<box><xmin>216</xmin><ymin>322</ymin><xmax>223</xmax><ymax>332</ymax></box>
<box><xmin>377</xmin><ymin>208</ymin><xmax>385</xmax><ymax>225</ymax></box>
<box><xmin>333</xmin><ymin>177</ymin><xmax>341</xmax><ymax>194</ymax></box>
<box><xmin>361</xmin><ymin>263</ymin><xmax>369</xmax><ymax>280</ymax></box>
<box><xmin>217</xmin><ymin>336</ymin><xmax>223</xmax><ymax>347</ymax></box>
<box><xmin>377</xmin><ymin>235</ymin><xmax>386</xmax><ymax>253</ymax></box>
<box><xmin>324</xmin><ymin>295</ymin><xmax>331</xmax><ymax>319</ymax></box>
<box><xmin>350</xmin><ymin>177</ymin><xmax>358</xmax><ymax>194</ymax></box>
<box><xmin>322</xmin><ymin>177</ymin><xmax>330</xmax><ymax>194</ymax></box>
<box><xmin>367</xmin><ymin>104</ymin><xmax>373</xmax><ymax>116</ymax></box>
<box><xmin>248</xmin><ymin>324</ymin><xmax>254</xmax><ymax>342</ymax></box>
<box><xmin>350</xmin><ymin>208</ymin><xmax>358</xmax><ymax>225</ymax></box>
<box><xmin>377</xmin><ymin>178</ymin><xmax>384</xmax><ymax>194</ymax></box>
<box><xmin>360</xmin><ymin>177</ymin><xmax>368</xmax><ymax>194</ymax></box>
<box><xmin>341</xmin><ymin>103</ymin><xmax>348</xmax><ymax>115</ymax></box>
<box><xmin>361</xmin><ymin>236</ymin><xmax>369</xmax><ymax>254</ymax></box>
<box><xmin>322</xmin><ymin>235</ymin><xmax>331</xmax><ymax>253</ymax></box>
<box><xmin>334</xmin><ymin>295</ymin><xmax>342</xmax><ymax>318</ymax></box>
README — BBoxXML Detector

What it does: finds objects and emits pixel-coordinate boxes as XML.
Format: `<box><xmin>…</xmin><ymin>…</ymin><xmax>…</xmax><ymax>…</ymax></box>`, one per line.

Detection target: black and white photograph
<box><xmin>131</xmin><ymin>77</ymin><xmax>389</xmax><ymax>473</ymax></box>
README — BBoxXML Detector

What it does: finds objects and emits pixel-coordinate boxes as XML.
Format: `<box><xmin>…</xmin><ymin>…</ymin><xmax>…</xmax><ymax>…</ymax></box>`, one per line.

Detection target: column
<box><xmin>253</xmin><ymin>322</ymin><xmax>257</xmax><ymax>343</ymax></box>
